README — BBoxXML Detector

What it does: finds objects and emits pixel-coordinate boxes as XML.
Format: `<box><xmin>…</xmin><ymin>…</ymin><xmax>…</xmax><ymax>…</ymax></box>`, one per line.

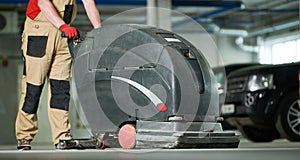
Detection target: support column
<box><xmin>147</xmin><ymin>0</ymin><xmax>158</xmax><ymax>27</ymax></box>
<box><xmin>147</xmin><ymin>0</ymin><xmax>172</xmax><ymax>31</ymax></box>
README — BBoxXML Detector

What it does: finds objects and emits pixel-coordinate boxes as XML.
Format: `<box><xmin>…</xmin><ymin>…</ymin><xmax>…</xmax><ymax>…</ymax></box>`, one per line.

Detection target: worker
<box><xmin>15</xmin><ymin>0</ymin><xmax>101</xmax><ymax>150</ymax></box>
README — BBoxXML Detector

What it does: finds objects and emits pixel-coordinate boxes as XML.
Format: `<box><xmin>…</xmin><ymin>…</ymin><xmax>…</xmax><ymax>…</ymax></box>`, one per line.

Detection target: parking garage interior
<box><xmin>0</xmin><ymin>0</ymin><xmax>299</xmax><ymax>159</ymax></box>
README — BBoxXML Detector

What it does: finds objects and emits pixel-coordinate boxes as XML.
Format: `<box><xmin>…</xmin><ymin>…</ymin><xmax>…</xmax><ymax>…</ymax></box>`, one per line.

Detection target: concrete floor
<box><xmin>0</xmin><ymin>139</ymin><xmax>299</xmax><ymax>160</ymax></box>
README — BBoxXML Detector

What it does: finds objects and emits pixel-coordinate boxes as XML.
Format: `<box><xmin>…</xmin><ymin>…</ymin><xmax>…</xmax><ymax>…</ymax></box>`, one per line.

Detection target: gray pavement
<box><xmin>0</xmin><ymin>139</ymin><xmax>299</xmax><ymax>160</ymax></box>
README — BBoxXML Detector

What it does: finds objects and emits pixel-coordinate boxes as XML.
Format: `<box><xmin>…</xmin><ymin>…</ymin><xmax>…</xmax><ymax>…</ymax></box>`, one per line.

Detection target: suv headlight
<box><xmin>247</xmin><ymin>74</ymin><xmax>274</xmax><ymax>92</ymax></box>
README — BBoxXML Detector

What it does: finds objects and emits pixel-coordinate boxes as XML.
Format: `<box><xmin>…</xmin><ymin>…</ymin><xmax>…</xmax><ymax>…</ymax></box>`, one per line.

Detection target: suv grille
<box><xmin>227</xmin><ymin>76</ymin><xmax>247</xmax><ymax>93</ymax></box>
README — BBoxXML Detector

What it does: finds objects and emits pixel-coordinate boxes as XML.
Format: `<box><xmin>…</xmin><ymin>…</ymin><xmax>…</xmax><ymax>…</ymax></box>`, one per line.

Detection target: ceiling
<box><xmin>0</xmin><ymin>0</ymin><xmax>299</xmax><ymax>38</ymax></box>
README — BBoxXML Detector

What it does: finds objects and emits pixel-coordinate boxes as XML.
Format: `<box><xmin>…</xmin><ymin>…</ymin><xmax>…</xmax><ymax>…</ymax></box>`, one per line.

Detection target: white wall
<box><xmin>173</xmin><ymin>20</ymin><xmax>256</xmax><ymax>68</ymax></box>
<box><xmin>216</xmin><ymin>36</ymin><xmax>257</xmax><ymax>66</ymax></box>
<box><xmin>176</xmin><ymin>31</ymin><xmax>256</xmax><ymax>68</ymax></box>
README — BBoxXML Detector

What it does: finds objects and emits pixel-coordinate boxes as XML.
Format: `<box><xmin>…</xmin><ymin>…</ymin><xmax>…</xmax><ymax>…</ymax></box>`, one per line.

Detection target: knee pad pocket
<box><xmin>50</xmin><ymin>79</ymin><xmax>70</xmax><ymax>111</ymax></box>
<box><xmin>22</xmin><ymin>83</ymin><xmax>44</xmax><ymax>114</ymax></box>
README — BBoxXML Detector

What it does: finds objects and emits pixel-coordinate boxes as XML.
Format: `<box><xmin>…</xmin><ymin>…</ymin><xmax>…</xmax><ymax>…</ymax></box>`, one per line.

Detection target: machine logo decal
<box><xmin>111</xmin><ymin>76</ymin><xmax>166</xmax><ymax>111</ymax></box>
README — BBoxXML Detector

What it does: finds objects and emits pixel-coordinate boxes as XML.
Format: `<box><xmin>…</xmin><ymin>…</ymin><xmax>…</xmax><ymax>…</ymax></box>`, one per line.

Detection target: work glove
<box><xmin>59</xmin><ymin>24</ymin><xmax>78</xmax><ymax>39</ymax></box>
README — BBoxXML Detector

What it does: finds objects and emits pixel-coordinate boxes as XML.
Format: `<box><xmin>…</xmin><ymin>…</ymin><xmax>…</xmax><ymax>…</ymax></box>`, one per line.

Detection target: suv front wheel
<box><xmin>239</xmin><ymin>126</ymin><xmax>280</xmax><ymax>142</ymax></box>
<box><xmin>275</xmin><ymin>91</ymin><xmax>300</xmax><ymax>141</ymax></box>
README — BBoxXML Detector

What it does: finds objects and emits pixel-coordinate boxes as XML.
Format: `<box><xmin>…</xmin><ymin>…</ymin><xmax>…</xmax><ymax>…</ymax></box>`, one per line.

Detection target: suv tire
<box><xmin>239</xmin><ymin>126</ymin><xmax>279</xmax><ymax>142</ymax></box>
<box><xmin>275</xmin><ymin>91</ymin><xmax>300</xmax><ymax>141</ymax></box>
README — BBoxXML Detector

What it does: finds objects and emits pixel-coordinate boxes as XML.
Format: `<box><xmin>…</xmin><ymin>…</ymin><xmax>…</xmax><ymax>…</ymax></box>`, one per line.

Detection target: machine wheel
<box><xmin>118</xmin><ymin>124</ymin><xmax>136</xmax><ymax>149</ymax></box>
<box><xmin>275</xmin><ymin>92</ymin><xmax>300</xmax><ymax>141</ymax></box>
<box><xmin>239</xmin><ymin>126</ymin><xmax>279</xmax><ymax>142</ymax></box>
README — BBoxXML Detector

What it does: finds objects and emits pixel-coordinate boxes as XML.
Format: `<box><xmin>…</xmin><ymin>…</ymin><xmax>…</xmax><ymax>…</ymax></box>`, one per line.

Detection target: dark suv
<box><xmin>213</xmin><ymin>63</ymin><xmax>261</xmax><ymax>107</ymax></box>
<box><xmin>223</xmin><ymin>62</ymin><xmax>300</xmax><ymax>142</ymax></box>
<box><xmin>213</xmin><ymin>63</ymin><xmax>260</xmax><ymax>129</ymax></box>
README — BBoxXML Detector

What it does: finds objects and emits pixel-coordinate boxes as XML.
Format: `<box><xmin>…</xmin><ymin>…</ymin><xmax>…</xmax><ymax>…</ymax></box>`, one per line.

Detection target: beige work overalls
<box><xmin>15</xmin><ymin>0</ymin><xmax>77</xmax><ymax>145</ymax></box>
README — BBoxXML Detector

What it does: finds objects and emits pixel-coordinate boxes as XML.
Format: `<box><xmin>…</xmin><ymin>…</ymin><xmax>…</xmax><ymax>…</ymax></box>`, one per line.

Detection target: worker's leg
<box><xmin>48</xmin><ymin>35</ymin><xmax>72</xmax><ymax>145</ymax></box>
<box><xmin>15</xmin><ymin>18</ymin><xmax>54</xmax><ymax>145</ymax></box>
<box><xmin>15</xmin><ymin>75</ymin><xmax>40</xmax><ymax>141</ymax></box>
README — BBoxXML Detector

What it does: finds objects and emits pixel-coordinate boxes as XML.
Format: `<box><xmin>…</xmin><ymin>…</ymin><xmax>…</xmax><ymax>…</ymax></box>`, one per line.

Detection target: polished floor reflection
<box><xmin>0</xmin><ymin>139</ymin><xmax>299</xmax><ymax>160</ymax></box>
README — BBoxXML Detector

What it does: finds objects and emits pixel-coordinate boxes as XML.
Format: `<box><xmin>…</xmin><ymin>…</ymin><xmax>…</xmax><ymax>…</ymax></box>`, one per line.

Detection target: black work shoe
<box><xmin>55</xmin><ymin>132</ymin><xmax>73</xmax><ymax>150</ymax></box>
<box><xmin>17</xmin><ymin>139</ymin><xmax>31</xmax><ymax>150</ymax></box>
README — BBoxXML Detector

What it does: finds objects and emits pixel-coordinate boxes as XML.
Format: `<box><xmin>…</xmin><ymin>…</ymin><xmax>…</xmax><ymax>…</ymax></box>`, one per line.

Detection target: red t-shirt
<box><xmin>26</xmin><ymin>0</ymin><xmax>41</xmax><ymax>20</ymax></box>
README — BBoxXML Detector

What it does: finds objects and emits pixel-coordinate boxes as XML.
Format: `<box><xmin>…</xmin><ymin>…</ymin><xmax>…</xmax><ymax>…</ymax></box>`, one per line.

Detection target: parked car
<box><xmin>213</xmin><ymin>63</ymin><xmax>261</xmax><ymax>107</ymax></box>
<box><xmin>222</xmin><ymin>62</ymin><xmax>300</xmax><ymax>142</ymax></box>
<box><xmin>213</xmin><ymin>63</ymin><xmax>260</xmax><ymax>129</ymax></box>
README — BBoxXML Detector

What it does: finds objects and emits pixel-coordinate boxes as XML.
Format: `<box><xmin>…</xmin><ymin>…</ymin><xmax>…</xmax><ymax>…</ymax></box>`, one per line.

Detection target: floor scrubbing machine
<box><xmin>57</xmin><ymin>24</ymin><xmax>240</xmax><ymax>149</ymax></box>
